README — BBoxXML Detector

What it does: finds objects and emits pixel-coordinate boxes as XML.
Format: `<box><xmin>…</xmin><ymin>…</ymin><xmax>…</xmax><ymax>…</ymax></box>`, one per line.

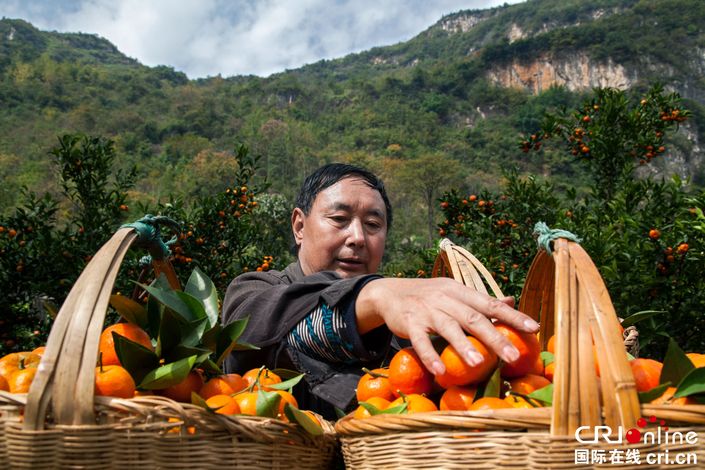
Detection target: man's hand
<box><xmin>355</xmin><ymin>277</ymin><xmax>539</xmax><ymax>376</ymax></box>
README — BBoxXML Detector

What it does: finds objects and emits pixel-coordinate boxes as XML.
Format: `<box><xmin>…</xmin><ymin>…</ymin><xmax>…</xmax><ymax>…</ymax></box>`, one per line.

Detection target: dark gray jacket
<box><xmin>221</xmin><ymin>262</ymin><xmax>391</xmax><ymax>418</ymax></box>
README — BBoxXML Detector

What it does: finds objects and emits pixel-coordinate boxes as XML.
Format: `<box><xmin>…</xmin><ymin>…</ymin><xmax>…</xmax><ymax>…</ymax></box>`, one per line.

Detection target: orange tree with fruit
<box><xmin>0</xmin><ymin>136</ymin><xmax>292</xmax><ymax>356</ymax></box>
<box><xmin>434</xmin><ymin>84</ymin><xmax>704</xmax><ymax>357</ymax></box>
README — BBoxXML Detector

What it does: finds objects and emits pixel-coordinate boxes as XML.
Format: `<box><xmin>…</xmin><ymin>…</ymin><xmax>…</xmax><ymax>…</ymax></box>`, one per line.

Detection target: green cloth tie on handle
<box><xmin>121</xmin><ymin>214</ymin><xmax>180</xmax><ymax>261</ymax></box>
<box><xmin>533</xmin><ymin>221</ymin><xmax>582</xmax><ymax>255</ymax></box>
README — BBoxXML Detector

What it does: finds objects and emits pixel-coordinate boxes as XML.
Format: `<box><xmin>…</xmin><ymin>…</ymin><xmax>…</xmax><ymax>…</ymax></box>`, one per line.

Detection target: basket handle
<box><xmin>521</xmin><ymin>238</ymin><xmax>640</xmax><ymax>436</ymax></box>
<box><xmin>432</xmin><ymin>238</ymin><xmax>505</xmax><ymax>298</ymax></box>
<box><xmin>24</xmin><ymin>222</ymin><xmax>180</xmax><ymax>429</ymax></box>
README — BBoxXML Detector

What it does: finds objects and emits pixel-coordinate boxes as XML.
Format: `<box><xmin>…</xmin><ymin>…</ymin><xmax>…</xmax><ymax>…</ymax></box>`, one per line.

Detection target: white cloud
<box><xmin>3</xmin><ymin>0</ymin><xmax>525</xmax><ymax>78</ymax></box>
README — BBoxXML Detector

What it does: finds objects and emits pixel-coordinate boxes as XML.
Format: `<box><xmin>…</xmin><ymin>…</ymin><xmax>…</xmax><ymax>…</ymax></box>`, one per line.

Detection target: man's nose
<box><xmin>346</xmin><ymin>219</ymin><xmax>365</xmax><ymax>246</ymax></box>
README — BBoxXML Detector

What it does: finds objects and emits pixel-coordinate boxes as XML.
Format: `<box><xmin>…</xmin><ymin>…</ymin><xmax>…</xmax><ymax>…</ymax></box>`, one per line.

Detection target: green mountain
<box><xmin>1</xmin><ymin>0</ymin><xmax>704</xmax><ymax>240</ymax></box>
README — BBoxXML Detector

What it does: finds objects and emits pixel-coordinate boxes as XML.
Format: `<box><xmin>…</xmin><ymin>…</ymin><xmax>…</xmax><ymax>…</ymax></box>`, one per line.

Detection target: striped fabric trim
<box><xmin>286</xmin><ymin>303</ymin><xmax>356</xmax><ymax>363</ymax></box>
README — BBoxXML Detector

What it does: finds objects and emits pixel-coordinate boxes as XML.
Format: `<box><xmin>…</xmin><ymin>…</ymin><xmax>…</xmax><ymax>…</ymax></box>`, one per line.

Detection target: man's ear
<box><xmin>291</xmin><ymin>208</ymin><xmax>305</xmax><ymax>247</ymax></box>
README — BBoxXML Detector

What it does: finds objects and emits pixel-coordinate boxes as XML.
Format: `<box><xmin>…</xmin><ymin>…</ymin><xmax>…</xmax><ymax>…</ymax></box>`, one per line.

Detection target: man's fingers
<box><xmin>432</xmin><ymin>305</ymin><xmax>487</xmax><ymax>368</ymax></box>
<box><xmin>461</xmin><ymin>308</ymin><xmax>521</xmax><ymax>364</ymax></box>
<box><xmin>408</xmin><ymin>328</ymin><xmax>445</xmax><ymax>375</ymax></box>
<box><xmin>462</xmin><ymin>289</ymin><xmax>539</xmax><ymax>333</ymax></box>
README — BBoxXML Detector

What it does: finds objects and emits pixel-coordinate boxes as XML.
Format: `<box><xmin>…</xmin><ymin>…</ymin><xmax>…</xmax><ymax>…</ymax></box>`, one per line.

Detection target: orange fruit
<box><xmin>504</xmin><ymin>395</ymin><xmax>535</xmax><ymax>408</ymax></box>
<box><xmin>508</xmin><ymin>374</ymin><xmax>551</xmax><ymax>395</ymax></box>
<box><xmin>0</xmin><ymin>374</ymin><xmax>8</xmax><ymax>392</ymax></box>
<box><xmin>439</xmin><ymin>386</ymin><xmax>477</xmax><ymax>411</ymax></box>
<box><xmin>0</xmin><ymin>351</ymin><xmax>40</xmax><ymax>379</ymax></box>
<box><xmin>650</xmin><ymin>386</ymin><xmax>697</xmax><ymax>406</ymax></box>
<box><xmin>686</xmin><ymin>353</ymin><xmax>705</xmax><ymax>368</ymax></box>
<box><xmin>389</xmin><ymin>393</ymin><xmax>438</xmax><ymax>413</ymax></box>
<box><xmin>233</xmin><ymin>391</ymin><xmax>260</xmax><ymax>416</ymax></box>
<box><xmin>31</xmin><ymin>346</ymin><xmax>46</xmax><ymax>357</ymax></box>
<box><xmin>388</xmin><ymin>348</ymin><xmax>434</xmax><ymax>396</ymax></box>
<box><xmin>356</xmin><ymin>368</ymin><xmax>394</xmax><ymax>402</ymax></box>
<box><xmin>8</xmin><ymin>365</ymin><xmax>37</xmax><ymax>393</ymax></box>
<box><xmin>528</xmin><ymin>353</ymin><xmax>545</xmax><ymax>376</ymax></box>
<box><xmin>546</xmin><ymin>335</ymin><xmax>556</xmax><ymax>354</ymax></box>
<box><xmin>468</xmin><ymin>397</ymin><xmax>513</xmax><ymax>411</ymax></box>
<box><xmin>158</xmin><ymin>370</ymin><xmax>204</xmax><ymax>402</ymax></box>
<box><xmin>629</xmin><ymin>358</ymin><xmax>663</xmax><ymax>392</ymax></box>
<box><xmin>205</xmin><ymin>394</ymin><xmax>241</xmax><ymax>415</ymax></box>
<box><xmin>98</xmin><ymin>323</ymin><xmax>153</xmax><ymax>367</ymax></box>
<box><xmin>95</xmin><ymin>365</ymin><xmax>136</xmax><ymax>398</ymax></box>
<box><xmin>495</xmin><ymin>323</ymin><xmax>540</xmax><ymax>378</ymax></box>
<box><xmin>242</xmin><ymin>368</ymin><xmax>282</xmax><ymax>391</ymax></box>
<box><xmin>353</xmin><ymin>396</ymin><xmax>391</xmax><ymax>419</ymax></box>
<box><xmin>199</xmin><ymin>374</ymin><xmax>247</xmax><ymax>399</ymax></box>
<box><xmin>435</xmin><ymin>337</ymin><xmax>497</xmax><ymax>389</ymax></box>
<box><xmin>544</xmin><ymin>362</ymin><xmax>555</xmax><ymax>382</ymax></box>
<box><xmin>275</xmin><ymin>389</ymin><xmax>299</xmax><ymax>420</ymax></box>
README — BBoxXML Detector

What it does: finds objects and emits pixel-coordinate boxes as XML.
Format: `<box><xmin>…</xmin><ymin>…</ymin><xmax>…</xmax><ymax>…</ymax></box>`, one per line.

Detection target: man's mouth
<box><xmin>337</xmin><ymin>258</ymin><xmax>364</xmax><ymax>267</ymax></box>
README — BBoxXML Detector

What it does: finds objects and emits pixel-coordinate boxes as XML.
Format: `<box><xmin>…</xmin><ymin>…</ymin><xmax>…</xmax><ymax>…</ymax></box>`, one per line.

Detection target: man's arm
<box><xmin>354</xmin><ymin>277</ymin><xmax>539</xmax><ymax>376</ymax></box>
<box><xmin>222</xmin><ymin>268</ymin><xmax>381</xmax><ymax>348</ymax></box>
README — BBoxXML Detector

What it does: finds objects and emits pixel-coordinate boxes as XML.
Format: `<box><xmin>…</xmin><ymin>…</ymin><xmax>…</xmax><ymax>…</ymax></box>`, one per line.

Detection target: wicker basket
<box><xmin>336</xmin><ymin>238</ymin><xmax>705</xmax><ymax>469</ymax></box>
<box><xmin>0</xmin><ymin>225</ymin><xmax>337</xmax><ymax>469</ymax></box>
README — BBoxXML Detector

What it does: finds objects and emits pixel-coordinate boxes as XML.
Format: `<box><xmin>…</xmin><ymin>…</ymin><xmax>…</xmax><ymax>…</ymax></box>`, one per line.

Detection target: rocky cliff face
<box><xmin>486</xmin><ymin>53</ymin><xmax>634</xmax><ymax>92</ymax></box>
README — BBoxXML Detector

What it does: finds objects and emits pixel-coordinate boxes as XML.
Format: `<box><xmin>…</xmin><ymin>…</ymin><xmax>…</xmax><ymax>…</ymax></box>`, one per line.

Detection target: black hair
<box><xmin>295</xmin><ymin>163</ymin><xmax>393</xmax><ymax>230</ymax></box>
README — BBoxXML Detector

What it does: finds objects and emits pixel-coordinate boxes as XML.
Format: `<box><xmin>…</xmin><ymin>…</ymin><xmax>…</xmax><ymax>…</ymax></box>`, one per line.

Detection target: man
<box><xmin>222</xmin><ymin>163</ymin><xmax>538</xmax><ymax>418</ymax></box>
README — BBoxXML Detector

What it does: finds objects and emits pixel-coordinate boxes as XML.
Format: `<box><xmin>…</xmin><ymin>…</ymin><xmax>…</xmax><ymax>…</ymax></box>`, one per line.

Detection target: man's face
<box><xmin>292</xmin><ymin>176</ymin><xmax>388</xmax><ymax>278</ymax></box>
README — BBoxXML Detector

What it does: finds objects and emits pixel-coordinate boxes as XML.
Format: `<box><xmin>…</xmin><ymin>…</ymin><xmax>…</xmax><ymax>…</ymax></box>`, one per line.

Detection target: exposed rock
<box><xmin>439</xmin><ymin>13</ymin><xmax>486</xmax><ymax>34</ymax></box>
<box><xmin>486</xmin><ymin>53</ymin><xmax>633</xmax><ymax>93</ymax></box>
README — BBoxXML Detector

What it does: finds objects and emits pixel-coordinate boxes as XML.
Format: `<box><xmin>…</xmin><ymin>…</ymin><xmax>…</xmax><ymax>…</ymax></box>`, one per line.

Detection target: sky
<box><xmin>2</xmin><ymin>0</ymin><xmax>524</xmax><ymax>79</ymax></box>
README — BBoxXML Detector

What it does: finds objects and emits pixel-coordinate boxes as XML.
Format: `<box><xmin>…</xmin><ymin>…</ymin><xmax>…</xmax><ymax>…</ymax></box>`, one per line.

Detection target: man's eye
<box><xmin>331</xmin><ymin>216</ymin><xmax>348</xmax><ymax>223</ymax></box>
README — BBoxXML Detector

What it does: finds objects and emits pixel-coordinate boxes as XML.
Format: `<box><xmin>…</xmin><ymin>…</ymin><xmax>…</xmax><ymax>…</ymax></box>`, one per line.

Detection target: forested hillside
<box><xmin>1</xmin><ymin>0</ymin><xmax>704</xmax><ymax>242</ymax></box>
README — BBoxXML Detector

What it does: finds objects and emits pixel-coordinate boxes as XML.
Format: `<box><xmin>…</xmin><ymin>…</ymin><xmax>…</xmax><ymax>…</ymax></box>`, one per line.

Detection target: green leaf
<box><xmin>139</xmin><ymin>355</ymin><xmax>197</xmax><ymax>390</ymax></box>
<box><xmin>179</xmin><ymin>317</ymin><xmax>210</xmax><ymax>348</ymax></box>
<box><xmin>201</xmin><ymin>324</ymin><xmax>221</xmax><ymax>352</ymax></box>
<box><xmin>256</xmin><ymin>390</ymin><xmax>281</xmax><ymax>418</ymax></box>
<box><xmin>284</xmin><ymin>404</ymin><xmax>323</xmax><ymax>435</ymax></box>
<box><xmin>267</xmin><ymin>374</ymin><xmax>304</xmax><ymax>391</ymax></box>
<box><xmin>163</xmin><ymin>344</ymin><xmax>211</xmax><ymax>365</ymax></box>
<box><xmin>620</xmin><ymin>310</ymin><xmax>665</xmax><ymax>328</ymax></box>
<box><xmin>146</xmin><ymin>294</ymin><xmax>163</xmax><ymax>341</ymax></box>
<box><xmin>674</xmin><ymin>368</ymin><xmax>705</xmax><ymax>398</ymax></box>
<box><xmin>112</xmin><ymin>333</ymin><xmax>160</xmax><ymax>385</ymax></box>
<box><xmin>191</xmin><ymin>391</ymin><xmax>208</xmax><ymax>408</ymax></box>
<box><xmin>661</xmin><ymin>338</ymin><xmax>694</xmax><ymax>386</ymax></box>
<box><xmin>109</xmin><ymin>294</ymin><xmax>148</xmax><ymax>328</ymax></box>
<box><xmin>198</xmin><ymin>358</ymin><xmax>222</xmax><ymax>375</ymax></box>
<box><xmin>334</xmin><ymin>407</ymin><xmax>346</xmax><ymax>419</ymax></box>
<box><xmin>215</xmin><ymin>317</ymin><xmax>250</xmax><ymax>365</ymax></box>
<box><xmin>138</xmin><ymin>282</ymin><xmax>203</xmax><ymax>322</ymax></box>
<box><xmin>230</xmin><ymin>342</ymin><xmax>260</xmax><ymax>352</ymax></box>
<box><xmin>378</xmin><ymin>403</ymin><xmax>408</xmax><ymax>415</ymax></box>
<box><xmin>528</xmin><ymin>383</ymin><xmax>554</xmax><ymax>406</ymax></box>
<box><xmin>358</xmin><ymin>401</ymin><xmax>387</xmax><ymax>416</ymax></box>
<box><xmin>480</xmin><ymin>367</ymin><xmax>502</xmax><ymax>398</ymax></box>
<box><xmin>185</xmin><ymin>267</ymin><xmax>220</xmax><ymax>329</ymax></box>
<box><xmin>638</xmin><ymin>382</ymin><xmax>671</xmax><ymax>403</ymax></box>
<box><xmin>540</xmin><ymin>351</ymin><xmax>555</xmax><ymax>366</ymax></box>
<box><xmin>157</xmin><ymin>309</ymin><xmax>188</xmax><ymax>357</ymax></box>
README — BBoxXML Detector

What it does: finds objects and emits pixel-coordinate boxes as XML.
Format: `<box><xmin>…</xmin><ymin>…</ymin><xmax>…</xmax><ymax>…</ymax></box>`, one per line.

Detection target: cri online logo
<box><xmin>575</xmin><ymin>415</ymin><xmax>699</xmax><ymax>445</ymax></box>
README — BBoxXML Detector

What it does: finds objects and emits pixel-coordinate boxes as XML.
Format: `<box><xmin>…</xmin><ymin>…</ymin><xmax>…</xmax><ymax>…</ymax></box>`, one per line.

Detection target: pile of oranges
<box><xmin>353</xmin><ymin>322</ymin><xmax>551</xmax><ymax>418</ymax></box>
<box><xmin>351</xmin><ymin>322</ymin><xmax>705</xmax><ymax>419</ymax></box>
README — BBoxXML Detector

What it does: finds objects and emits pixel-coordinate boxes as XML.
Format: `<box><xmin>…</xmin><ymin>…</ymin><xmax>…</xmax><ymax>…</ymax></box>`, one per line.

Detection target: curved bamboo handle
<box><xmin>432</xmin><ymin>238</ymin><xmax>505</xmax><ymax>298</ymax></box>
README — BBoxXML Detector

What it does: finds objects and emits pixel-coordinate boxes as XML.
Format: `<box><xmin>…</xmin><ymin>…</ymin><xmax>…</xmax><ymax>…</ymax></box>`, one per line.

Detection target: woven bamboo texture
<box><xmin>0</xmin><ymin>227</ymin><xmax>337</xmax><ymax>469</ymax></box>
<box><xmin>336</xmin><ymin>238</ymin><xmax>705</xmax><ymax>469</ymax></box>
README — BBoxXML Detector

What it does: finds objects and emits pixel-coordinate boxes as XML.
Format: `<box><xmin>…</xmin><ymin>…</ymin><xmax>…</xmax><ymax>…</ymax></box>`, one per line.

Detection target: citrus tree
<box><xmin>437</xmin><ymin>85</ymin><xmax>704</xmax><ymax>356</ymax></box>
<box><xmin>0</xmin><ymin>135</ymin><xmax>292</xmax><ymax>355</ymax></box>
